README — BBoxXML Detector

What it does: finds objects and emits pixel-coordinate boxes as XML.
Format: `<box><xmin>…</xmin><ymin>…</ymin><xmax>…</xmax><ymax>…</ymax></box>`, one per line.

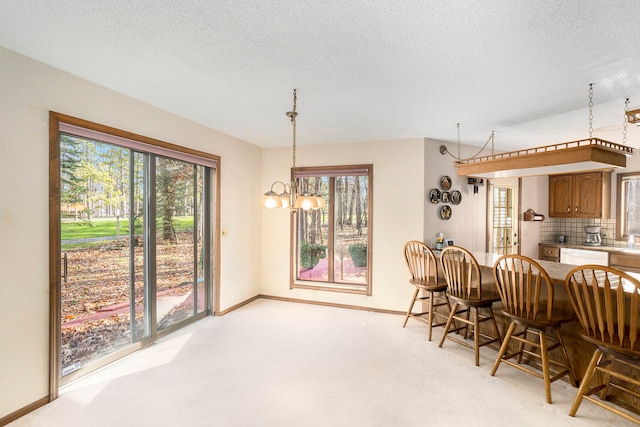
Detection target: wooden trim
<box><xmin>289</xmin><ymin>281</ymin><xmax>368</xmax><ymax>295</ymax></box>
<box><xmin>216</xmin><ymin>295</ymin><xmax>260</xmax><ymax>316</ymax></box>
<box><xmin>290</xmin><ymin>164</ymin><xmax>373</xmax><ymax>295</ymax></box>
<box><xmin>517</xmin><ymin>178</ymin><xmax>522</xmax><ymax>255</ymax></box>
<box><xmin>616</xmin><ymin>171</ymin><xmax>640</xmax><ymax>241</ymax></box>
<box><xmin>627</xmin><ymin>108</ymin><xmax>640</xmax><ymax>124</ymax></box>
<box><xmin>0</xmin><ymin>396</ymin><xmax>49</xmax><ymax>426</ymax></box>
<box><xmin>213</xmin><ymin>158</ymin><xmax>221</xmax><ymax>316</ymax></box>
<box><xmin>48</xmin><ymin>112</ymin><xmax>62</xmax><ymax>401</ymax></box>
<box><xmin>258</xmin><ymin>294</ymin><xmax>404</xmax><ymax>316</ymax></box>
<box><xmin>50</xmin><ymin>112</ymin><xmax>220</xmax><ymax>163</ymax></box>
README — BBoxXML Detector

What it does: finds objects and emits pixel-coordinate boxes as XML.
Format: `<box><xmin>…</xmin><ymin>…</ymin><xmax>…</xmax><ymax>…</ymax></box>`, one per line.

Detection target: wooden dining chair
<box><xmin>402</xmin><ymin>240</ymin><xmax>452</xmax><ymax>340</ymax></box>
<box><xmin>491</xmin><ymin>255</ymin><xmax>577</xmax><ymax>404</ymax></box>
<box><xmin>565</xmin><ymin>265</ymin><xmax>640</xmax><ymax>424</ymax></box>
<box><xmin>438</xmin><ymin>246</ymin><xmax>502</xmax><ymax>366</ymax></box>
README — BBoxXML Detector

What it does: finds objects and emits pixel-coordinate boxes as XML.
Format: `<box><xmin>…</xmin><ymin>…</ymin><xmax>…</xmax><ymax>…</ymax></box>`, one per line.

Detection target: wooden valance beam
<box><xmin>456</xmin><ymin>138</ymin><xmax>632</xmax><ymax>178</ymax></box>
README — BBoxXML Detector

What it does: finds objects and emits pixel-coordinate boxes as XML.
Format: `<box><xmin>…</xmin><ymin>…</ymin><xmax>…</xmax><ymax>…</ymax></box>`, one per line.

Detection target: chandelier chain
<box><xmin>491</xmin><ymin>131</ymin><xmax>495</xmax><ymax>155</ymax></box>
<box><xmin>623</xmin><ymin>97</ymin><xmax>629</xmax><ymax>146</ymax></box>
<box><xmin>588</xmin><ymin>83</ymin><xmax>593</xmax><ymax>138</ymax></box>
<box><xmin>290</xmin><ymin>89</ymin><xmax>297</xmax><ymax>172</ymax></box>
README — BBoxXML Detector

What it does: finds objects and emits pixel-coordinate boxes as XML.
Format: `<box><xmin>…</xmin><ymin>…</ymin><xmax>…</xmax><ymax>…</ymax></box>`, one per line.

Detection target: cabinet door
<box><xmin>549</xmin><ymin>175</ymin><xmax>572</xmax><ymax>217</ymax></box>
<box><xmin>573</xmin><ymin>172</ymin><xmax>602</xmax><ymax>218</ymax></box>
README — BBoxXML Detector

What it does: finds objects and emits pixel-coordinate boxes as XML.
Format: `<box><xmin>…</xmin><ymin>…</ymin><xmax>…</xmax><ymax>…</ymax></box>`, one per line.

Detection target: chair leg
<box><xmin>403</xmin><ymin>287</ymin><xmax>420</xmax><ymax>327</ymax></box>
<box><xmin>474</xmin><ymin>308</ymin><xmax>480</xmax><ymax>366</ymax></box>
<box><xmin>555</xmin><ymin>329</ymin><xmax>577</xmax><ymax>387</ymax></box>
<box><xmin>488</xmin><ymin>306</ymin><xmax>502</xmax><ymax>344</ymax></box>
<box><xmin>599</xmin><ymin>354</ymin><xmax>612</xmax><ymax>401</ymax></box>
<box><xmin>569</xmin><ymin>349</ymin><xmax>603</xmax><ymax>417</ymax></box>
<box><xmin>539</xmin><ymin>330</ymin><xmax>552</xmax><ymax>404</ymax></box>
<box><xmin>438</xmin><ymin>302</ymin><xmax>459</xmax><ymax>348</ymax></box>
<box><xmin>491</xmin><ymin>322</ymin><xmax>516</xmax><ymax>376</ymax></box>
<box><xmin>426</xmin><ymin>291</ymin><xmax>434</xmax><ymax>341</ymax></box>
<box><xmin>516</xmin><ymin>326</ymin><xmax>528</xmax><ymax>364</ymax></box>
<box><xmin>443</xmin><ymin>293</ymin><xmax>456</xmax><ymax>331</ymax></box>
<box><xmin>463</xmin><ymin>308</ymin><xmax>471</xmax><ymax>339</ymax></box>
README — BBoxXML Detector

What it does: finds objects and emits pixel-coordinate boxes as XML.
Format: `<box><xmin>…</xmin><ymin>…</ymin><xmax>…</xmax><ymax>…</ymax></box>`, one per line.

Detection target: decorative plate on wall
<box><xmin>429</xmin><ymin>188</ymin><xmax>441</xmax><ymax>204</ymax></box>
<box><xmin>441</xmin><ymin>191</ymin><xmax>450</xmax><ymax>203</ymax></box>
<box><xmin>440</xmin><ymin>175</ymin><xmax>452</xmax><ymax>191</ymax></box>
<box><xmin>440</xmin><ymin>205</ymin><xmax>452</xmax><ymax>220</ymax></box>
<box><xmin>451</xmin><ymin>190</ymin><xmax>462</xmax><ymax>205</ymax></box>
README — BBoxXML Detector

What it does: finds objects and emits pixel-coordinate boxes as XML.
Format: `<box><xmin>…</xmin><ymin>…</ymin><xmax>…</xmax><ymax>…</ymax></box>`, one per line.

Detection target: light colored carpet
<box><xmin>10</xmin><ymin>299</ymin><xmax>637</xmax><ymax>426</ymax></box>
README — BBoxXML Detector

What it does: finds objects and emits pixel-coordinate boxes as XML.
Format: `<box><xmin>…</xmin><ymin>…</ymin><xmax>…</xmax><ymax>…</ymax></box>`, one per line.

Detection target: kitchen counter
<box><xmin>538</xmin><ymin>242</ymin><xmax>640</xmax><ymax>254</ymax></box>
<box><xmin>442</xmin><ymin>250</ymin><xmax>640</xmax><ymax>387</ymax></box>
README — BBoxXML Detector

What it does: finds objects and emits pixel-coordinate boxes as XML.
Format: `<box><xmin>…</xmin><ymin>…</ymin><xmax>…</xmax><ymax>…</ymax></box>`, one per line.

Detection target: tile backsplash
<box><xmin>539</xmin><ymin>218</ymin><xmax>627</xmax><ymax>247</ymax></box>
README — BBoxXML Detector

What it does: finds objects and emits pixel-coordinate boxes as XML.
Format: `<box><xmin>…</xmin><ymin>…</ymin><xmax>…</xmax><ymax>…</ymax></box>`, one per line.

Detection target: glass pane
<box><xmin>297</xmin><ymin>177</ymin><xmax>329</xmax><ymax>281</ymax></box>
<box><xmin>196</xmin><ymin>166</ymin><xmax>206</xmax><ymax>313</ymax></box>
<box><xmin>156</xmin><ymin>157</ymin><xmax>196</xmax><ymax>330</ymax></box>
<box><xmin>131</xmin><ymin>152</ymin><xmax>147</xmax><ymax>341</ymax></box>
<box><xmin>60</xmin><ymin>136</ymin><xmax>143</xmax><ymax>376</ymax></box>
<box><xmin>625</xmin><ymin>179</ymin><xmax>640</xmax><ymax>236</ymax></box>
<box><xmin>334</xmin><ymin>175</ymin><xmax>368</xmax><ymax>285</ymax></box>
<box><xmin>492</xmin><ymin>187</ymin><xmax>513</xmax><ymax>255</ymax></box>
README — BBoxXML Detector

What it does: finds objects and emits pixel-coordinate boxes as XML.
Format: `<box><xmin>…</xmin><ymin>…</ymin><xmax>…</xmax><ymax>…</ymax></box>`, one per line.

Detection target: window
<box><xmin>617</xmin><ymin>172</ymin><xmax>640</xmax><ymax>239</ymax></box>
<box><xmin>50</xmin><ymin>112</ymin><xmax>219</xmax><ymax>391</ymax></box>
<box><xmin>291</xmin><ymin>165</ymin><xmax>373</xmax><ymax>295</ymax></box>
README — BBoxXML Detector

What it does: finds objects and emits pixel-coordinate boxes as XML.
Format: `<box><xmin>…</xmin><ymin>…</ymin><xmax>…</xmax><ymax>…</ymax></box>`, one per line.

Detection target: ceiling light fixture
<box><xmin>455</xmin><ymin>84</ymin><xmax>634</xmax><ymax>178</ymax></box>
<box><xmin>259</xmin><ymin>89</ymin><xmax>325</xmax><ymax>211</ymax></box>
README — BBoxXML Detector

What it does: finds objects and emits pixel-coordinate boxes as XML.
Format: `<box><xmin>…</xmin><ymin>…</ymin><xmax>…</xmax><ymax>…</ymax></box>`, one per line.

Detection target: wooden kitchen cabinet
<box><xmin>610</xmin><ymin>252</ymin><xmax>640</xmax><ymax>274</ymax></box>
<box><xmin>539</xmin><ymin>244</ymin><xmax>560</xmax><ymax>262</ymax></box>
<box><xmin>549</xmin><ymin>172</ymin><xmax>610</xmax><ymax>218</ymax></box>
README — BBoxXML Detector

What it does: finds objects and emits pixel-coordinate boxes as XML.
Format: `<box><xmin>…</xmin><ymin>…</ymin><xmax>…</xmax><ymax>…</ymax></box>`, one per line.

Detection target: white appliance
<box><xmin>560</xmin><ymin>248</ymin><xmax>609</xmax><ymax>266</ymax></box>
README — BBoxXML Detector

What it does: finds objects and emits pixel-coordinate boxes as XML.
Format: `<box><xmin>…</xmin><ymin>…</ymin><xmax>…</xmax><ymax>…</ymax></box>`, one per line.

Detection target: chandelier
<box><xmin>259</xmin><ymin>89</ymin><xmax>325</xmax><ymax>211</ymax></box>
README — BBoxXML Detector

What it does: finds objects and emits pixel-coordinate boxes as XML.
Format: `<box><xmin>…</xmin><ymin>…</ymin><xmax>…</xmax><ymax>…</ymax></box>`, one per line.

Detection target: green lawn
<box><xmin>61</xmin><ymin>216</ymin><xmax>194</xmax><ymax>240</ymax></box>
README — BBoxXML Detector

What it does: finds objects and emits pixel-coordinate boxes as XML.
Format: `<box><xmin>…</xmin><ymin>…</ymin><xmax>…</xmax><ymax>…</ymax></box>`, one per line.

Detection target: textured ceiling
<box><xmin>1</xmin><ymin>1</ymin><xmax>640</xmax><ymax>149</ymax></box>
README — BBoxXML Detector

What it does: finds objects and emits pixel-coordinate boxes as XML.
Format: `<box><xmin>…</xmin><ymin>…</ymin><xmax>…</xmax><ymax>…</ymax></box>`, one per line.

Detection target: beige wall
<box><xmin>0</xmin><ymin>46</ymin><xmax>262</xmax><ymax>418</ymax></box>
<box><xmin>260</xmin><ymin>138</ymin><xmax>425</xmax><ymax>312</ymax></box>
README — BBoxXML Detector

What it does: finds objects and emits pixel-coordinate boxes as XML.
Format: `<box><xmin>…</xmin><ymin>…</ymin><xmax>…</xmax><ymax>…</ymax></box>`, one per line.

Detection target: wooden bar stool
<box><xmin>491</xmin><ymin>254</ymin><xmax>577</xmax><ymax>404</ymax></box>
<box><xmin>438</xmin><ymin>246</ymin><xmax>502</xmax><ymax>366</ymax></box>
<box><xmin>402</xmin><ymin>240</ymin><xmax>452</xmax><ymax>340</ymax></box>
<box><xmin>565</xmin><ymin>265</ymin><xmax>640</xmax><ymax>424</ymax></box>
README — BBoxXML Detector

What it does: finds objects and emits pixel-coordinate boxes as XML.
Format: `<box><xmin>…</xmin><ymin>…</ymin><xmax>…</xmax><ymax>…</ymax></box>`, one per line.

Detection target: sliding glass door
<box><xmin>155</xmin><ymin>157</ymin><xmax>207</xmax><ymax>330</ymax></box>
<box><xmin>58</xmin><ymin>128</ymin><xmax>216</xmax><ymax>383</ymax></box>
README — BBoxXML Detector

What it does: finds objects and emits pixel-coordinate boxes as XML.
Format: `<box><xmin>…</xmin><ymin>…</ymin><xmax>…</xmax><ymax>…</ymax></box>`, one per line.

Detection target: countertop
<box><xmin>538</xmin><ymin>242</ymin><xmax>640</xmax><ymax>255</ymax></box>
<box><xmin>469</xmin><ymin>250</ymin><xmax>640</xmax><ymax>286</ymax></box>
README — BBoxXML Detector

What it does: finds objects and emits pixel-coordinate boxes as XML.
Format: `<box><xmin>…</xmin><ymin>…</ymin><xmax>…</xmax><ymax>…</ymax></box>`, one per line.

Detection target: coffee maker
<box><xmin>584</xmin><ymin>226</ymin><xmax>602</xmax><ymax>246</ymax></box>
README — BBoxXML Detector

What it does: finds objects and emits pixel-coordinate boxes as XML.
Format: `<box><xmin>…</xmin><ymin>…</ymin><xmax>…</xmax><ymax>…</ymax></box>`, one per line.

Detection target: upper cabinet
<box><xmin>549</xmin><ymin>172</ymin><xmax>611</xmax><ymax>218</ymax></box>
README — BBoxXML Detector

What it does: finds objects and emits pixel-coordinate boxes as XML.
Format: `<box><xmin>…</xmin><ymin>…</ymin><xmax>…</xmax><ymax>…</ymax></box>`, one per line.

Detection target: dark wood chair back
<box><xmin>493</xmin><ymin>254</ymin><xmax>554</xmax><ymax>322</ymax></box>
<box><xmin>565</xmin><ymin>265</ymin><xmax>640</xmax><ymax>355</ymax></box>
<box><xmin>403</xmin><ymin>240</ymin><xmax>439</xmax><ymax>287</ymax></box>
